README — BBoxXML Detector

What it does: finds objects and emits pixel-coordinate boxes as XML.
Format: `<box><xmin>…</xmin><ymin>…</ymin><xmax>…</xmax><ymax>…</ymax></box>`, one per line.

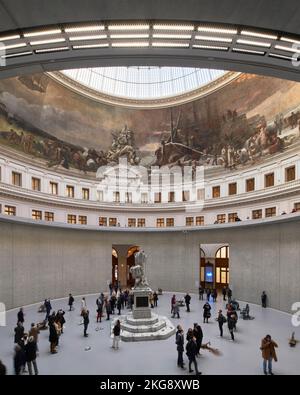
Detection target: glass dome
<box><xmin>62</xmin><ymin>66</ymin><xmax>226</xmax><ymax>100</ymax></box>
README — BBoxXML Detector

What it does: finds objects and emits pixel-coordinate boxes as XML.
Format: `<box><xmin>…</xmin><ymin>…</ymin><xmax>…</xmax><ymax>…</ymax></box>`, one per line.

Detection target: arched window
<box><xmin>215</xmin><ymin>245</ymin><xmax>229</xmax><ymax>259</ymax></box>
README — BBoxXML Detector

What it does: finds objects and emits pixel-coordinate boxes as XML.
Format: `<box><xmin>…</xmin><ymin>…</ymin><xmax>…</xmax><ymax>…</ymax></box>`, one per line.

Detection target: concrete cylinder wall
<box><xmin>0</xmin><ymin>217</ymin><xmax>299</xmax><ymax>313</ymax></box>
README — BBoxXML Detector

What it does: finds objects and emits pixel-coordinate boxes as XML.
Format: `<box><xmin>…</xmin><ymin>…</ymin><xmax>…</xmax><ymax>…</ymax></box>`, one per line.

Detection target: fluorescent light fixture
<box><xmin>2</xmin><ymin>43</ymin><xmax>27</xmax><ymax>50</ymax></box>
<box><xmin>240</xmin><ymin>30</ymin><xmax>277</xmax><ymax>40</ymax></box>
<box><xmin>153</xmin><ymin>24</ymin><xmax>194</xmax><ymax>31</ymax></box>
<box><xmin>108</xmin><ymin>24</ymin><xmax>149</xmax><ymax>31</ymax></box>
<box><xmin>110</xmin><ymin>34</ymin><xmax>149</xmax><ymax>39</ymax></box>
<box><xmin>30</xmin><ymin>38</ymin><xmax>66</xmax><ymax>46</ymax></box>
<box><xmin>24</xmin><ymin>29</ymin><xmax>62</xmax><ymax>37</ymax></box>
<box><xmin>274</xmin><ymin>44</ymin><xmax>300</xmax><ymax>53</ymax></box>
<box><xmin>111</xmin><ymin>41</ymin><xmax>149</xmax><ymax>47</ymax></box>
<box><xmin>72</xmin><ymin>43</ymin><xmax>109</xmax><ymax>49</ymax></box>
<box><xmin>236</xmin><ymin>39</ymin><xmax>271</xmax><ymax>48</ymax></box>
<box><xmin>232</xmin><ymin>47</ymin><xmax>265</xmax><ymax>55</ymax></box>
<box><xmin>269</xmin><ymin>52</ymin><xmax>294</xmax><ymax>60</ymax></box>
<box><xmin>197</xmin><ymin>26</ymin><xmax>237</xmax><ymax>34</ymax></box>
<box><xmin>153</xmin><ymin>33</ymin><xmax>191</xmax><ymax>39</ymax></box>
<box><xmin>0</xmin><ymin>34</ymin><xmax>20</xmax><ymax>41</ymax></box>
<box><xmin>65</xmin><ymin>25</ymin><xmax>105</xmax><ymax>33</ymax></box>
<box><xmin>152</xmin><ymin>42</ymin><xmax>189</xmax><ymax>47</ymax></box>
<box><xmin>195</xmin><ymin>35</ymin><xmax>232</xmax><ymax>43</ymax></box>
<box><xmin>69</xmin><ymin>35</ymin><xmax>107</xmax><ymax>41</ymax></box>
<box><xmin>1</xmin><ymin>51</ymin><xmax>32</xmax><ymax>59</ymax></box>
<box><xmin>280</xmin><ymin>36</ymin><xmax>300</xmax><ymax>45</ymax></box>
<box><xmin>193</xmin><ymin>44</ymin><xmax>228</xmax><ymax>50</ymax></box>
<box><xmin>35</xmin><ymin>46</ymin><xmax>69</xmax><ymax>53</ymax></box>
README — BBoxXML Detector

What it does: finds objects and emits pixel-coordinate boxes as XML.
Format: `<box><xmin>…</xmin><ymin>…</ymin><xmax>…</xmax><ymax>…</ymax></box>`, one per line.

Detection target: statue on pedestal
<box><xmin>130</xmin><ymin>250</ymin><xmax>149</xmax><ymax>288</ymax></box>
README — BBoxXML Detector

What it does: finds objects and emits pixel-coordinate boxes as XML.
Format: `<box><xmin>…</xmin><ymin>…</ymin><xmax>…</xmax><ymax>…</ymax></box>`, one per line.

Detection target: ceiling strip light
<box><xmin>236</xmin><ymin>38</ymin><xmax>271</xmax><ymax>48</ymax></box>
<box><xmin>274</xmin><ymin>44</ymin><xmax>300</xmax><ymax>53</ymax></box>
<box><xmin>1</xmin><ymin>51</ymin><xmax>32</xmax><ymax>59</ymax></box>
<box><xmin>269</xmin><ymin>52</ymin><xmax>294</xmax><ymax>60</ymax></box>
<box><xmin>24</xmin><ymin>29</ymin><xmax>62</xmax><ymax>37</ymax></box>
<box><xmin>232</xmin><ymin>47</ymin><xmax>265</xmax><ymax>55</ymax></box>
<box><xmin>69</xmin><ymin>35</ymin><xmax>107</xmax><ymax>41</ymax></box>
<box><xmin>72</xmin><ymin>43</ymin><xmax>109</xmax><ymax>49</ymax></box>
<box><xmin>108</xmin><ymin>24</ymin><xmax>149</xmax><ymax>31</ymax></box>
<box><xmin>152</xmin><ymin>42</ymin><xmax>189</xmax><ymax>47</ymax></box>
<box><xmin>110</xmin><ymin>34</ymin><xmax>149</xmax><ymax>39</ymax></box>
<box><xmin>35</xmin><ymin>46</ymin><xmax>69</xmax><ymax>53</ymax></box>
<box><xmin>153</xmin><ymin>24</ymin><xmax>194</xmax><ymax>31</ymax></box>
<box><xmin>153</xmin><ymin>33</ymin><xmax>191</xmax><ymax>39</ymax></box>
<box><xmin>280</xmin><ymin>36</ymin><xmax>300</xmax><ymax>45</ymax></box>
<box><xmin>195</xmin><ymin>35</ymin><xmax>232</xmax><ymax>43</ymax></box>
<box><xmin>30</xmin><ymin>38</ymin><xmax>66</xmax><ymax>46</ymax></box>
<box><xmin>111</xmin><ymin>42</ymin><xmax>149</xmax><ymax>47</ymax></box>
<box><xmin>193</xmin><ymin>44</ymin><xmax>228</xmax><ymax>50</ymax></box>
<box><xmin>240</xmin><ymin>30</ymin><xmax>277</xmax><ymax>40</ymax></box>
<box><xmin>0</xmin><ymin>34</ymin><xmax>20</xmax><ymax>41</ymax></box>
<box><xmin>197</xmin><ymin>26</ymin><xmax>237</xmax><ymax>34</ymax></box>
<box><xmin>2</xmin><ymin>43</ymin><xmax>27</xmax><ymax>50</ymax></box>
<box><xmin>65</xmin><ymin>25</ymin><xmax>105</xmax><ymax>33</ymax></box>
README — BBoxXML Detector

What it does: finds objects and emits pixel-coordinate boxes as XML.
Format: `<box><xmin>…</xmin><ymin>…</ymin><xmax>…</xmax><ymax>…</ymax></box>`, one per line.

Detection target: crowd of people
<box><xmin>0</xmin><ymin>284</ymin><xmax>282</xmax><ymax>376</ymax></box>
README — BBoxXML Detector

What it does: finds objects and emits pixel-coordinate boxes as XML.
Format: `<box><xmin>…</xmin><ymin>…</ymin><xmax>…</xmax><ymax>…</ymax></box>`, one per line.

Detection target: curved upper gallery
<box><xmin>1</xmin><ymin>65</ymin><xmax>300</xmax><ymax>228</ymax></box>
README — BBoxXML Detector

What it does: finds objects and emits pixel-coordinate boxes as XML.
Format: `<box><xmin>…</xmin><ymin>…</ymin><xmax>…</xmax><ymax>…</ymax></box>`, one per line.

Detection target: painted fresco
<box><xmin>0</xmin><ymin>72</ymin><xmax>300</xmax><ymax>173</ymax></box>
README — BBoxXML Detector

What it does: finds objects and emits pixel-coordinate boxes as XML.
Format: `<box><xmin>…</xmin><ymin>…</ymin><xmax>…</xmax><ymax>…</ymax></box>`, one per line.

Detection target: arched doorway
<box><xmin>215</xmin><ymin>246</ymin><xmax>229</xmax><ymax>288</ymax></box>
<box><xmin>112</xmin><ymin>245</ymin><xmax>140</xmax><ymax>288</ymax></box>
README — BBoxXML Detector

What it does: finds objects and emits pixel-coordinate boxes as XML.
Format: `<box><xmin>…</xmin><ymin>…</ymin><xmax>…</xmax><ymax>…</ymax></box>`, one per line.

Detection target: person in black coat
<box><xmin>83</xmin><ymin>310</ymin><xmax>89</xmax><ymax>337</ymax></box>
<box><xmin>0</xmin><ymin>360</ymin><xmax>6</xmax><ymax>375</ymax></box>
<box><xmin>153</xmin><ymin>292</ymin><xmax>158</xmax><ymax>307</ymax></box>
<box><xmin>44</xmin><ymin>299</ymin><xmax>52</xmax><ymax>321</ymax></box>
<box><xmin>222</xmin><ymin>286</ymin><xmax>227</xmax><ymax>301</ymax></box>
<box><xmin>68</xmin><ymin>294</ymin><xmax>74</xmax><ymax>311</ymax></box>
<box><xmin>17</xmin><ymin>308</ymin><xmax>24</xmax><ymax>324</ymax></box>
<box><xmin>14</xmin><ymin>322</ymin><xmax>24</xmax><ymax>344</ymax></box>
<box><xmin>193</xmin><ymin>323</ymin><xmax>203</xmax><ymax>356</ymax></box>
<box><xmin>56</xmin><ymin>310</ymin><xmax>66</xmax><ymax>334</ymax></box>
<box><xmin>203</xmin><ymin>302</ymin><xmax>211</xmax><ymax>323</ymax></box>
<box><xmin>175</xmin><ymin>325</ymin><xmax>185</xmax><ymax>369</ymax></box>
<box><xmin>184</xmin><ymin>293</ymin><xmax>191</xmax><ymax>312</ymax></box>
<box><xmin>186</xmin><ymin>336</ymin><xmax>201</xmax><ymax>375</ymax></box>
<box><xmin>217</xmin><ymin>309</ymin><xmax>226</xmax><ymax>337</ymax></box>
<box><xmin>117</xmin><ymin>297</ymin><xmax>122</xmax><ymax>315</ymax></box>
<box><xmin>49</xmin><ymin>318</ymin><xmax>58</xmax><ymax>354</ymax></box>
<box><xmin>14</xmin><ymin>344</ymin><xmax>25</xmax><ymax>375</ymax></box>
<box><xmin>227</xmin><ymin>314</ymin><xmax>235</xmax><ymax>341</ymax></box>
<box><xmin>112</xmin><ymin>320</ymin><xmax>121</xmax><ymax>349</ymax></box>
<box><xmin>25</xmin><ymin>336</ymin><xmax>38</xmax><ymax>375</ymax></box>
<box><xmin>261</xmin><ymin>291</ymin><xmax>267</xmax><ymax>308</ymax></box>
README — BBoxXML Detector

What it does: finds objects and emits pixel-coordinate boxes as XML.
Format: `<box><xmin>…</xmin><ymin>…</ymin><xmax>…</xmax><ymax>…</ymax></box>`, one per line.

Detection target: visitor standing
<box><xmin>175</xmin><ymin>325</ymin><xmax>185</xmax><ymax>369</ymax></box>
<box><xmin>14</xmin><ymin>322</ymin><xmax>24</xmax><ymax>344</ymax></box>
<box><xmin>203</xmin><ymin>302</ymin><xmax>211</xmax><ymax>323</ymax></box>
<box><xmin>29</xmin><ymin>323</ymin><xmax>40</xmax><ymax>349</ymax></box>
<box><xmin>184</xmin><ymin>293</ymin><xmax>191</xmax><ymax>312</ymax></box>
<box><xmin>83</xmin><ymin>309</ymin><xmax>89</xmax><ymax>337</ymax></box>
<box><xmin>227</xmin><ymin>314</ymin><xmax>235</xmax><ymax>341</ymax></box>
<box><xmin>105</xmin><ymin>297</ymin><xmax>111</xmax><ymax>320</ymax></box>
<box><xmin>44</xmin><ymin>299</ymin><xmax>52</xmax><ymax>321</ymax></box>
<box><xmin>0</xmin><ymin>360</ymin><xmax>6</xmax><ymax>375</ymax></box>
<box><xmin>227</xmin><ymin>288</ymin><xmax>232</xmax><ymax>303</ymax></box>
<box><xmin>222</xmin><ymin>286</ymin><xmax>227</xmax><ymax>301</ymax></box>
<box><xmin>186</xmin><ymin>336</ymin><xmax>202</xmax><ymax>375</ymax></box>
<box><xmin>171</xmin><ymin>294</ymin><xmax>176</xmax><ymax>314</ymax></box>
<box><xmin>17</xmin><ymin>308</ymin><xmax>24</xmax><ymax>325</ymax></box>
<box><xmin>217</xmin><ymin>310</ymin><xmax>226</xmax><ymax>337</ymax></box>
<box><xmin>261</xmin><ymin>291</ymin><xmax>267</xmax><ymax>308</ymax></box>
<box><xmin>153</xmin><ymin>291</ymin><xmax>158</xmax><ymax>307</ymax></box>
<box><xmin>112</xmin><ymin>320</ymin><xmax>121</xmax><ymax>349</ymax></box>
<box><xmin>206</xmin><ymin>288</ymin><xmax>211</xmax><ymax>301</ymax></box>
<box><xmin>49</xmin><ymin>317</ymin><xmax>58</xmax><ymax>354</ymax></box>
<box><xmin>193</xmin><ymin>323</ymin><xmax>203</xmax><ymax>356</ymax></box>
<box><xmin>260</xmin><ymin>335</ymin><xmax>278</xmax><ymax>375</ymax></box>
<box><xmin>14</xmin><ymin>344</ymin><xmax>25</xmax><ymax>375</ymax></box>
<box><xmin>68</xmin><ymin>294</ymin><xmax>74</xmax><ymax>311</ymax></box>
<box><xmin>199</xmin><ymin>286</ymin><xmax>204</xmax><ymax>300</ymax></box>
<box><xmin>25</xmin><ymin>336</ymin><xmax>39</xmax><ymax>375</ymax></box>
<box><xmin>117</xmin><ymin>296</ymin><xmax>122</xmax><ymax>315</ymax></box>
<box><xmin>81</xmin><ymin>297</ymin><xmax>87</xmax><ymax>314</ymax></box>
<box><xmin>172</xmin><ymin>301</ymin><xmax>180</xmax><ymax>319</ymax></box>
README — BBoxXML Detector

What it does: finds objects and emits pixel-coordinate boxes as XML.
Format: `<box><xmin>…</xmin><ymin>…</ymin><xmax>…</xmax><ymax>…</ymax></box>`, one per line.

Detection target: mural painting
<box><xmin>0</xmin><ymin>73</ymin><xmax>300</xmax><ymax>174</ymax></box>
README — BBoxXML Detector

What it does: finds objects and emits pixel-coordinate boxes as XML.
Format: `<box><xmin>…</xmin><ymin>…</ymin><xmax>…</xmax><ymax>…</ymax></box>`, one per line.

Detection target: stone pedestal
<box><xmin>132</xmin><ymin>287</ymin><xmax>152</xmax><ymax>319</ymax></box>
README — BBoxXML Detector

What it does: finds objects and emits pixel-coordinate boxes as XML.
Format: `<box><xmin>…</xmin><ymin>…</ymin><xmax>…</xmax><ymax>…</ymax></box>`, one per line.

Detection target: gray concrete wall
<box><xmin>0</xmin><ymin>218</ymin><xmax>300</xmax><ymax>312</ymax></box>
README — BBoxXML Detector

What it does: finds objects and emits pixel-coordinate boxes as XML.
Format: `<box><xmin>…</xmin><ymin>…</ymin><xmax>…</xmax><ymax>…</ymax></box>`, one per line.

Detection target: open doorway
<box><xmin>112</xmin><ymin>245</ymin><xmax>140</xmax><ymax>288</ymax></box>
<box><xmin>200</xmin><ymin>244</ymin><xmax>229</xmax><ymax>290</ymax></box>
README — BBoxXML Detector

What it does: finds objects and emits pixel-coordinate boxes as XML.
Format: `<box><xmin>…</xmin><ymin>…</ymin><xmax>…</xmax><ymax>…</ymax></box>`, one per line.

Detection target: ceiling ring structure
<box><xmin>0</xmin><ymin>18</ymin><xmax>300</xmax><ymax>82</ymax></box>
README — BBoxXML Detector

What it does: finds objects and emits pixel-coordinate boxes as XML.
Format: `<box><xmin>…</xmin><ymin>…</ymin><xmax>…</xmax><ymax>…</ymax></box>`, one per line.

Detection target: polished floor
<box><xmin>1</xmin><ymin>292</ymin><xmax>300</xmax><ymax>375</ymax></box>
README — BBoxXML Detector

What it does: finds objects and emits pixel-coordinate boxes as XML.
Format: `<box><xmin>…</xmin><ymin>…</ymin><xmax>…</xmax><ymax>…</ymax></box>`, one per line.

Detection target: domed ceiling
<box><xmin>0</xmin><ymin>69</ymin><xmax>299</xmax><ymax>175</ymax></box>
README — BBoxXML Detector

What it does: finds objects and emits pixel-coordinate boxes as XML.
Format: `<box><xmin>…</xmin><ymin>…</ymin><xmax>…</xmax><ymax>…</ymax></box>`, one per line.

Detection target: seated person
<box><xmin>231</xmin><ymin>299</ymin><xmax>240</xmax><ymax>311</ymax></box>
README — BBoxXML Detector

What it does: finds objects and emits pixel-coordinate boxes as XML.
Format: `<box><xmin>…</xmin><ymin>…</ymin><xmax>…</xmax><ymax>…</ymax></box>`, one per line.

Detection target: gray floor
<box><xmin>1</xmin><ymin>292</ymin><xmax>300</xmax><ymax>375</ymax></box>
